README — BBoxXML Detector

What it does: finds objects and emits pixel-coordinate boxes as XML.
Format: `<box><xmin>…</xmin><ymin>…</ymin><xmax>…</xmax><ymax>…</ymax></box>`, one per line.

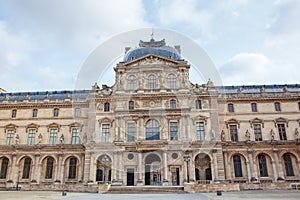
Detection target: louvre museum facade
<box><xmin>0</xmin><ymin>38</ymin><xmax>299</xmax><ymax>192</ymax></box>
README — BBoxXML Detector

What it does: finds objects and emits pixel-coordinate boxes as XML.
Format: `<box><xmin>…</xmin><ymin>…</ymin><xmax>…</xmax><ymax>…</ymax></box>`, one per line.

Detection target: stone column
<box><xmin>139</xmin><ymin>118</ymin><xmax>144</xmax><ymax>140</ymax></box>
<box><xmin>274</xmin><ymin>151</ymin><xmax>283</xmax><ymax>180</ymax></box>
<box><xmin>138</xmin><ymin>152</ymin><xmax>142</xmax><ymax>181</ymax></box>
<box><xmin>113</xmin><ymin>152</ymin><xmax>117</xmax><ymax>181</ymax></box>
<box><xmin>248</xmin><ymin>151</ymin><xmax>257</xmax><ymax>180</ymax></box>
<box><xmin>246</xmin><ymin>161</ymin><xmax>251</xmax><ymax>182</ymax></box>
<box><xmin>224</xmin><ymin>152</ymin><xmax>232</xmax><ymax>180</ymax></box>
<box><xmin>163</xmin><ymin>152</ymin><xmax>168</xmax><ymax>182</ymax></box>
<box><xmin>89</xmin><ymin>153</ymin><xmax>95</xmax><ymax>182</ymax></box>
<box><xmin>212</xmin><ymin>150</ymin><xmax>219</xmax><ymax>181</ymax></box>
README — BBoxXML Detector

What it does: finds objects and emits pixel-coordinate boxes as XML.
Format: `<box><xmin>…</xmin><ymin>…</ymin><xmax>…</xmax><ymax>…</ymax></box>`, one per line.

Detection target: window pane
<box><xmin>68</xmin><ymin>158</ymin><xmax>77</xmax><ymax>179</ymax></box>
<box><xmin>71</xmin><ymin>129</ymin><xmax>80</xmax><ymax>144</ymax></box>
<box><xmin>228</xmin><ymin>104</ymin><xmax>234</xmax><ymax>113</ymax></box>
<box><xmin>28</xmin><ymin>129</ymin><xmax>36</xmax><ymax>145</ymax></box>
<box><xmin>45</xmin><ymin>157</ymin><xmax>54</xmax><ymax>179</ymax></box>
<box><xmin>75</xmin><ymin>108</ymin><xmax>81</xmax><ymax>117</ymax></box>
<box><xmin>196</xmin><ymin>100</ymin><xmax>202</xmax><ymax>109</ymax></box>
<box><xmin>50</xmin><ymin>129</ymin><xmax>57</xmax><ymax>145</ymax></box>
<box><xmin>0</xmin><ymin>158</ymin><xmax>9</xmax><ymax>179</ymax></box>
<box><xmin>129</xmin><ymin>101</ymin><xmax>134</xmax><ymax>110</ymax></box>
<box><xmin>283</xmin><ymin>154</ymin><xmax>294</xmax><ymax>176</ymax></box>
<box><xmin>102</xmin><ymin>124</ymin><xmax>110</xmax><ymax>142</ymax></box>
<box><xmin>6</xmin><ymin>130</ymin><xmax>14</xmax><ymax>145</ymax></box>
<box><xmin>278</xmin><ymin>124</ymin><xmax>287</xmax><ymax>140</ymax></box>
<box><xmin>258</xmin><ymin>155</ymin><xmax>268</xmax><ymax>177</ymax></box>
<box><xmin>170</xmin><ymin>122</ymin><xmax>178</xmax><ymax>140</ymax></box>
<box><xmin>148</xmin><ymin>75</ymin><xmax>156</xmax><ymax>89</ymax></box>
<box><xmin>196</xmin><ymin>122</ymin><xmax>205</xmax><ymax>141</ymax></box>
<box><xmin>170</xmin><ymin>99</ymin><xmax>176</xmax><ymax>109</ymax></box>
<box><xmin>230</xmin><ymin>125</ymin><xmax>238</xmax><ymax>142</ymax></box>
<box><xmin>104</xmin><ymin>103</ymin><xmax>110</xmax><ymax>112</ymax></box>
<box><xmin>22</xmin><ymin>158</ymin><xmax>31</xmax><ymax>179</ymax></box>
<box><xmin>233</xmin><ymin>155</ymin><xmax>243</xmax><ymax>177</ymax></box>
<box><xmin>127</xmin><ymin>123</ymin><xmax>135</xmax><ymax>142</ymax></box>
<box><xmin>128</xmin><ymin>75</ymin><xmax>137</xmax><ymax>90</ymax></box>
<box><xmin>254</xmin><ymin>124</ymin><xmax>262</xmax><ymax>141</ymax></box>
<box><xmin>275</xmin><ymin>102</ymin><xmax>281</xmax><ymax>111</ymax></box>
<box><xmin>146</xmin><ymin>120</ymin><xmax>160</xmax><ymax>140</ymax></box>
<box><xmin>53</xmin><ymin>108</ymin><xmax>59</xmax><ymax>117</ymax></box>
<box><xmin>251</xmin><ymin>103</ymin><xmax>257</xmax><ymax>112</ymax></box>
<box><xmin>167</xmin><ymin>74</ymin><xmax>176</xmax><ymax>89</ymax></box>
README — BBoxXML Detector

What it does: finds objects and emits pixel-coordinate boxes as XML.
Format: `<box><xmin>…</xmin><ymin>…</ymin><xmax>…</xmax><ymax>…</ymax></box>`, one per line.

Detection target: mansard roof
<box><xmin>123</xmin><ymin>38</ymin><xmax>182</xmax><ymax>62</ymax></box>
<box><xmin>218</xmin><ymin>84</ymin><xmax>300</xmax><ymax>94</ymax></box>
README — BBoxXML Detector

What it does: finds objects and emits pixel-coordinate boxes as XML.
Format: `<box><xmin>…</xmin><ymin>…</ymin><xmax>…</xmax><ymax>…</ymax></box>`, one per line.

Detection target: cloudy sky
<box><xmin>0</xmin><ymin>0</ymin><xmax>299</xmax><ymax>92</ymax></box>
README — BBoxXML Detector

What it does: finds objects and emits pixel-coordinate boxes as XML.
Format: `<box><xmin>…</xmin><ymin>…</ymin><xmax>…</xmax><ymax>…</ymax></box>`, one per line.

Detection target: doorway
<box><xmin>144</xmin><ymin>154</ymin><xmax>162</xmax><ymax>185</ymax></box>
<box><xmin>127</xmin><ymin>168</ymin><xmax>134</xmax><ymax>186</ymax></box>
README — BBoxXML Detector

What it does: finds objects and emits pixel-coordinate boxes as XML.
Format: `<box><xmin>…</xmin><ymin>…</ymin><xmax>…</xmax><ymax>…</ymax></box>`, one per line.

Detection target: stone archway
<box><xmin>145</xmin><ymin>154</ymin><xmax>161</xmax><ymax>185</ymax></box>
<box><xmin>194</xmin><ymin>153</ymin><xmax>212</xmax><ymax>183</ymax></box>
<box><xmin>96</xmin><ymin>155</ymin><xmax>112</xmax><ymax>182</ymax></box>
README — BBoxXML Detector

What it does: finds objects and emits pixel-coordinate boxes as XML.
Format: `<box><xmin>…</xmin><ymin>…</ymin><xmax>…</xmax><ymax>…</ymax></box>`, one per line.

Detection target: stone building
<box><xmin>0</xmin><ymin>38</ymin><xmax>299</xmax><ymax>192</ymax></box>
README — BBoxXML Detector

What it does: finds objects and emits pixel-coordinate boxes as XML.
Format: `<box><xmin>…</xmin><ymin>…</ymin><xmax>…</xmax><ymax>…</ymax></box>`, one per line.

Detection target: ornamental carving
<box><xmin>249</xmin><ymin>118</ymin><xmax>264</xmax><ymax>128</ymax></box>
<box><xmin>225</xmin><ymin>118</ymin><xmax>240</xmax><ymax>128</ymax></box>
<box><xmin>274</xmin><ymin>117</ymin><xmax>289</xmax><ymax>127</ymax></box>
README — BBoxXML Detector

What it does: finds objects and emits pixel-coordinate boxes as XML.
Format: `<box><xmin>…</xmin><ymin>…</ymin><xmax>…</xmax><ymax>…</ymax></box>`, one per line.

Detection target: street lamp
<box><xmin>183</xmin><ymin>154</ymin><xmax>191</xmax><ymax>183</ymax></box>
<box><xmin>102</xmin><ymin>154</ymin><xmax>109</xmax><ymax>183</ymax></box>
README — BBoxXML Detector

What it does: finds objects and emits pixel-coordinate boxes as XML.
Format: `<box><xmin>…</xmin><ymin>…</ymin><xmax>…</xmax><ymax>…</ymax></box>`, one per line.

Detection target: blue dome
<box><xmin>123</xmin><ymin>39</ymin><xmax>181</xmax><ymax>62</ymax></box>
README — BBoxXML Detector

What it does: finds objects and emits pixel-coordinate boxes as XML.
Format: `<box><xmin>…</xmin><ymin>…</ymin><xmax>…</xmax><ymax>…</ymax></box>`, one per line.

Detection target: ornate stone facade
<box><xmin>0</xmin><ymin>39</ymin><xmax>299</xmax><ymax>192</ymax></box>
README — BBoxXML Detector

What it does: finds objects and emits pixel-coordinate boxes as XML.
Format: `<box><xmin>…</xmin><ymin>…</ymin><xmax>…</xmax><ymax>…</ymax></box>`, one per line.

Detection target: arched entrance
<box><xmin>96</xmin><ymin>154</ymin><xmax>112</xmax><ymax>183</ymax></box>
<box><xmin>195</xmin><ymin>153</ymin><xmax>212</xmax><ymax>183</ymax></box>
<box><xmin>145</xmin><ymin>154</ymin><xmax>161</xmax><ymax>185</ymax></box>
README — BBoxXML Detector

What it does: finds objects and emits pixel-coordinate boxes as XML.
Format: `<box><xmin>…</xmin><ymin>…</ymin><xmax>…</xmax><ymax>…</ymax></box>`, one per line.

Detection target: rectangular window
<box><xmin>53</xmin><ymin>108</ymin><xmax>59</xmax><ymax>117</ymax></box>
<box><xmin>75</xmin><ymin>108</ymin><xmax>81</xmax><ymax>117</ymax></box>
<box><xmin>230</xmin><ymin>125</ymin><xmax>238</xmax><ymax>142</ymax></box>
<box><xmin>28</xmin><ymin>129</ymin><xmax>36</xmax><ymax>145</ymax></box>
<box><xmin>11</xmin><ymin>109</ymin><xmax>17</xmax><ymax>118</ymax></box>
<box><xmin>254</xmin><ymin>124</ymin><xmax>262</xmax><ymax>141</ymax></box>
<box><xmin>32</xmin><ymin>109</ymin><xmax>38</xmax><ymax>117</ymax></box>
<box><xmin>170</xmin><ymin>100</ymin><xmax>176</xmax><ymax>109</ymax></box>
<box><xmin>170</xmin><ymin>122</ymin><xmax>178</xmax><ymax>140</ymax></box>
<box><xmin>129</xmin><ymin>101</ymin><xmax>134</xmax><ymax>110</ymax></box>
<box><xmin>127</xmin><ymin>123</ymin><xmax>135</xmax><ymax>142</ymax></box>
<box><xmin>298</xmin><ymin>102</ymin><xmax>300</xmax><ymax>111</ymax></box>
<box><xmin>195</xmin><ymin>100</ymin><xmax>202</xmax><ymax>109</ymax></box>
<box><xmin>228</xmin><ymin>104</ymin><xmax>234</xmax><ymax>113</ymax></box>
<box><xmin>102</xmin><ymin>124</ymin><xmax>110</xmax><ymax>142</ymax></box>
<box><xmin>6</xmin><ymin>130</ymin><xmax>14</xmax><ymax>145</ymax></box>
<box><xmin>196</xmin><ymin>122</ymin><xmax>205</xmax><ymax>141</ymax></box>
<box><xmin>278</xmin><ymin>124</ymin><xmax>287</xmax><ymax>140</ymax></box>
<box><xmin>71</xmin><ymin>128</ymin><xmax>80</xmax><ymax>144</ymax></box>
<box><xmin>68</xmin><ymin>158</ymin><xmax>77</xmax><ymax>179</ymax></box>
<box><xmin>251</xmin><ymin>103</ymin><xmax>257</xmax><ymax>112</ymax></box>
<box><xmin>49</xmin><ymin>129</ymin><xmax>58</xmax><ymax>145</ymax></box>
<box><xmin>275</xmin><ymin>102</ymin><xmax>281</xmax><ymax>112</ymax></box>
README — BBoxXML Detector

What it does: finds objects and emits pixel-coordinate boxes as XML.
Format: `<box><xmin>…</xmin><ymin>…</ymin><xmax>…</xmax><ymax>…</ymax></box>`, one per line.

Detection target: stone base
<box><xmin>137</xmin><ymin>180</ymin><xmax>143</xmax><ymax>186</ymax></box>
<box><xmin>162</xmin><ymin>180</ymin><xmax>169</xmax><ymax>186</ymax></box>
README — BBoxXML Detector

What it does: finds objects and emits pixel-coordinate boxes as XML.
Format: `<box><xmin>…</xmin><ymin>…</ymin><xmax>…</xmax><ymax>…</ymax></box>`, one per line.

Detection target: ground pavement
<box><xmin>0</xmin><ymin>190</ymin><xmax>299</xmax><ymax>200</ymax></box>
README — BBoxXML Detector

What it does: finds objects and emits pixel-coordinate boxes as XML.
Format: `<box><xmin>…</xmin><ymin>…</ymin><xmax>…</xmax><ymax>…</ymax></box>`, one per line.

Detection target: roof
<box><xmin>123</xmin><ymin>38</ymin><xmax>181</xmax><ymax>62</ymax></box>
<box><xmin>218</xmin><ymin>84</ymin><xmax>300</xmax><ymax>94</ymax></box>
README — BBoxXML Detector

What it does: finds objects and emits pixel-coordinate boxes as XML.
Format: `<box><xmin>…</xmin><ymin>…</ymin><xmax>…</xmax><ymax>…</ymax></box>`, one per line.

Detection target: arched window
<box><xmin>167</xmin><ymin>74</ymin><xmax>176</xmax><ymax>89</ymax></box>
<box><xmin>283</xmin><ymin>154</ymin><xmax>294</xmax><ymax>176</ymax></box>
<box><xmin>0</xmin><ymin>157</ymin><xmax>9</xmax><ymax>179</ymax></box>
<box><xmin>22</xmin><ymin>158</ymin><xmax>31</xmax><ymax>179</ymax></box>
<box><xmin>148</xmin><ymin>75</ymin><xmax>156</xmax><ymax>89</ymax></box>
<box><xmin>104</xmin><ymin>102</ymin><xmax>110</xmax><ymax>112</ymax></box>
<box><xmin>127</xmin><ymin>75</ymin><xmax>137</xmax><ymax>90</ymax></box>
<box><xmin>258</xmin><ymin>154</ymin><xmax>268</xmax><ymax>177</ymax></box>
<box><xmin>170</xmin><ymin>99</ymin><xmax>176</xmax><ymax>109</ymax></box>
<box><xmin>45</xmin><ymin>157</ymin><xmax>54</xmax><ymax>179</ymax></box>
<box><xmin>146</xmin><ymin>120</ymin><xmax>160</xmax><ymax>140</ymax></box>
<box><xmin>233</xmin><ymin>155</ymin><xmax>243</xmax><ymax>177</ymax></box>
<box><xmin>68</xmin><ymin>157</ymin><xmax>77</xmax><ymax>179</ymax></box>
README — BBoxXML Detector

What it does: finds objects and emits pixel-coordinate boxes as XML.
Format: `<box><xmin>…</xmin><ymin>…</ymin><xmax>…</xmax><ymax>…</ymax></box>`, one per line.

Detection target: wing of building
<box><xmin>0</xmin><ymin>38</ymin><xmax>300</xmax><ymax>192</ymax></box>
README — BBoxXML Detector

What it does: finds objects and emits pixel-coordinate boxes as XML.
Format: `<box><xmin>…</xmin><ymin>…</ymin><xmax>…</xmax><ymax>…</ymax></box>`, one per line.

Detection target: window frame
<box><xmin>253</xmin><ymin>124</ymin><xmax>262</xmax><ymax>141</ymax></box>
<box><xmin>170</xmin><ymin>99</ymin><xmax>176</xmax><ymax>109</ymax></box>
<box><xmin>27</xmin><ymin>129</ymin><xmax>36</xmax><ymax>145</ymax></box>
<box><xmin>229</xmin><ymin>125</ymin><xmax>238</xmax><ymax>142</ymax></box>
<box><xmin>258</xmin><ymin>154</ymin><xmax>269</xmax><ymax>177</ymax></box>
<box><xmin>167</xmin><ymin>74</ymin><xmax>176</xmax><ymax>89</ymax></box>
<box><xmin>11</xmin><ymin>109</ymin><xmax>17</xmax><ymax>118</ymax></box>
<box><xmin>0</xmin><ymin>158</ymin><xmax>9</xmax><ymax>179</ymax></box>
<box><xmin>146</xmin><ymin>119</ymin><xmax>160</xmax><ymax>140</ymax></box>
<box><xmin>45</xmin><ymin>157</ymin><xmax>54</xmax><ymax>179</ymax></box>
<box><xmin>68</xmin><ymin>157</ymin><xmax>77</xmax><ymax>179</ymax></box>
<box><xmin>71</xmin><ymin>128</ymin><xmax>80</xmax><ymax>144</ymax></box>
<box><xmin>53</xmin><ymin>108</ymin><xmax>59</xmax><ymax>117</ymax></box>
<box><xmin>74</xmin><ymin>108</ymin><xmax>81</xmax><ymax>117</ymax></box>
<box><xmin>233</xmin><ymin>155</ymin><xmax>243</xmax><ymax>178</ymax></box>
<box><xmin>104</xmin><ymin>102</ymin><xmax>110</xmax><ymax>112</ymax></box>
<box><xmin>49</xmin><ymin>129</ymin><xmax>58</xmax><ymax>145</ymax></box>
<box><xmin>128</xmin><ymin>101</ymin><xmax>134</xmax><ymax>110</ymax></box>
<box><xmin>283</xmin><ymin>154</ymin><xmax>294</xmax><ymax>177</ymax></box>
<box><xmin>6</xmin><ymin>130</ymin><xmax>14</xmax><ymax>145</ymax></box>
<box><xmin>274</xmin><ymin>102</ymin><xmax>281</xmax><ymax>112</ymax></box>
<box><xmin>196</xmin><ymin>122</ymin><xmax>205</xmax><ymax>141</ymax></box>
<box><xmin>127</xmin><ymin>75</ymin><xmax>137</xmax><ymax>90</ymax></box>
<box><xmin>148</xmin><ymin>74</ymin><xmax>157</xmax><ymax>90</ymax></box>
<box><xmin>22</xmin><ymin>158</ymin><xmax>31</xmax><ymax>179</ymax></box>
<box><xmin>127</xmin><ymin>123</ymin><xmax>135</xmax><ymax>142</ymax></box>
<box><xmin>101</xmin><ymin>124</ymin><xmax>110</xmax><ymax>142</ymax></box>
<box><xmin>195</xmin><ymin>100</ymin><xmax>202</xmax><ymax>109</ymax></box>
<box><xmin>170</xmin><ymin>121</ymin><xmax>178</xmax><ymax>141</ymax></box>
<box><xmin>32</xmin><ymin>109</ymin><xmax>38</xmax><ymax>118</ymax></box>
<box><xmin>228</xmin><ymin>103</ymin><xmax>234</xmax><ymax>113</ymax></box>
<box><xmin>277</xmin><ymin>124</ymin><xmax>287</xmax><ymax>140</ymax></box>
<box><xmin>251</xmin><ymin>103</ymin><xmax>257</xmax><ymax>112</ymax></box>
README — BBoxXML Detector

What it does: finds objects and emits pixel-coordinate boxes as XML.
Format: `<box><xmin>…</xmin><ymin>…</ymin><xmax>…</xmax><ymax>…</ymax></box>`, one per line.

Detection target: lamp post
<box><xmin>183</xmin><ymin>154</ymin><xmax>190</xmax><ymax>183</ymax></box>
<box><xmin>102</xmin><ymin>154</ymin><xmax>109</xmax><ymax>183</ymax></box>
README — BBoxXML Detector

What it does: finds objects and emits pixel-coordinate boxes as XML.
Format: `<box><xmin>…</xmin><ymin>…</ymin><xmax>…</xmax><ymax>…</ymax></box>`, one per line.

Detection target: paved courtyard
<box><xmin>0</xmin><ymin>190</ymin><xmax>299</xmax><ymax>200</ymax></box>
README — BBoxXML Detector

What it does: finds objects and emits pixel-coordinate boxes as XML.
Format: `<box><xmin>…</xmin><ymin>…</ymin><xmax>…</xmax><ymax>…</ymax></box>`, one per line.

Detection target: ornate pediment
<box><xmin>225</xmin><ymin>118</ymin><xmax>240</xmax><ymax>128</ymax></box>
<box><xmin>192</xmin><ymin>114</ymin><xmax>208</xmax><ymax>125</ymax></box>
<box><xmin>26</xmin><ymin>123</ymin><xmax>39</xmax><ymax>132</ymax></box>
<box><xmin>249</xmin><ymin>118</ymin><xmax>264</xmax><ymax>128</ymax></box>
<box><xmin>47</xmin><ymin>122</ymin><xmax>61</xmax><ymax>132</ymax></box>
<box><xmin>4</xmin><ymin>123</ymin><xmax>18</xmax><ymax>132</ymax></box>
<box><xmin>274</xmin><ymin>117</ymin><xmax>289</xmax><ymax>127</ymax></box>
<box><xmin>124</xmin><ymin>54</ymin><xmax>180</xmax><ymax>67</ymax></box>
<box><xmin>68</xmin><ymin>122</ymin><xmax>83</xmax><ymax>131</ymax></box>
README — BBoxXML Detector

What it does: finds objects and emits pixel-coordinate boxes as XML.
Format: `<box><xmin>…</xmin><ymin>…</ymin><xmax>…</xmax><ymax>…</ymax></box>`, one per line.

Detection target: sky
<box><xmin>0</xmin><ymin>0</ymin><xmax>300</xmax><ymax>92</ymax></box>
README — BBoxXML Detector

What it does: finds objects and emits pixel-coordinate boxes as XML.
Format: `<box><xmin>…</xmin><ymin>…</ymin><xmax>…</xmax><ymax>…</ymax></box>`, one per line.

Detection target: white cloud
<box><xmin>220</xmin><ymin>53</ymin><xmax>271</xmax><ymax>85</ymax></box>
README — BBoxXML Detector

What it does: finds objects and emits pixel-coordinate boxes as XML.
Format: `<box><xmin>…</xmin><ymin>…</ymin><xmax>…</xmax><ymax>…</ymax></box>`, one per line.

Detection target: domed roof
<box><xmin>123</xmin><ymin>38</ymin><xmax>181</xmax><ymax>62</ymax></box>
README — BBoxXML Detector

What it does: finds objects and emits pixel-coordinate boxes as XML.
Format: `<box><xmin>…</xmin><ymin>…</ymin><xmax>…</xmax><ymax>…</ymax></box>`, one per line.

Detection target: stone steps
<box><xmin>106</xmin><ymin>186</ymin><xmax>186</xmax><ymax>194</ymax></box>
